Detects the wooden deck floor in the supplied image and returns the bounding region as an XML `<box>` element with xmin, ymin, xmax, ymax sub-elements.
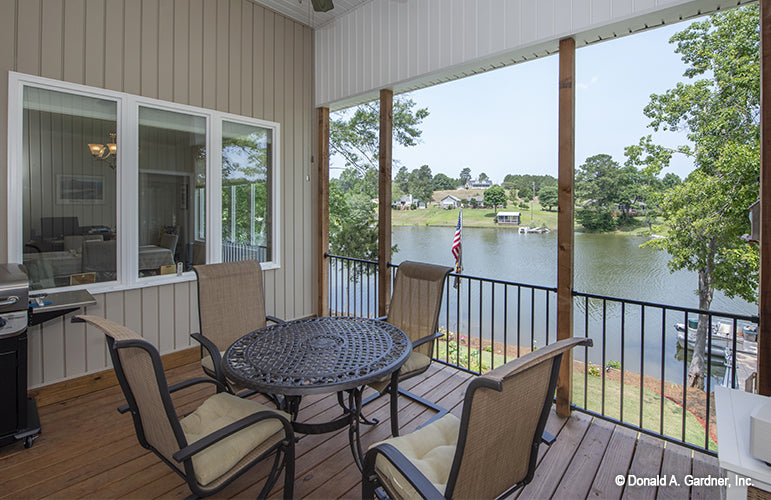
<box><xmin>0</xmin><ymin>362</ymin><xmax>723</xmax><ymax>499</ymax></box>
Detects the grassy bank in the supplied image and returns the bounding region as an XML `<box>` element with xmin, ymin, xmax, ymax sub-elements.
<box><xmin>392</xmin><ymin>204</ymin><xmax>557</xmax><ymax>229</ymax></box>
<box><xmin>435</xmin><ymin>335</ymin><xmax>715</xmax><ymax>450</ymax></box>
<box><xmin>392</xmin><ymin>203</ymin><xmax>663</xmax><ymax>236</ymax></box>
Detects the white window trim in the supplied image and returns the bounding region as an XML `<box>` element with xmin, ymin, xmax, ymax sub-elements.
<box><xmin>7</xmin><ymin>71</ymin><xmax>281</xmax><ymax>294</ymax></box>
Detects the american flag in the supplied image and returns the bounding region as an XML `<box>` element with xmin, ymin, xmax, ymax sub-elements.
<box><xmin>452</xmin><ymin>209</ymin><xmax>462</xmax><ymax>288</ymax></box>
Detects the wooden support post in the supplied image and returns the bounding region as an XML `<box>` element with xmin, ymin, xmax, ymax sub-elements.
<box><xmin>760</xmin><ymin>0</ymin><xmax>771</xmax><ymax>396</ymax></box>
<box><xmin>557</xmin><ymin>37</ymin><xmax>576</xmax><ymax>416</ymax></box>
<box><xmin>378</xmin><ymin>89</ymin><xmax>394</xmax><ymax>318</ymax></box>
<box><xmin>318</xmin><ymin>107</ymin><xmax>330</xmax><ymax>317</ymax></box>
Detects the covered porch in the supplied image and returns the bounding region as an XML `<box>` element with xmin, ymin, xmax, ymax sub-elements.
<box><xmin>0</xmin><ymin>361</ymin><xmax>721</xmax><ymax>499</ymax></box>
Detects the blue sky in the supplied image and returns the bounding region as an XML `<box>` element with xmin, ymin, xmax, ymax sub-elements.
<box><xmin>365</xmin><ymin>18</ymin><xmax>699</xmax><ymax>184</ymax></box>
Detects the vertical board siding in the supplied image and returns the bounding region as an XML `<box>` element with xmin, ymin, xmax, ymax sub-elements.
<box><xmin>315</xmin><ymin>0</ymin><xmax>751</xmax><ymax>107</ymax></box>
<box><xmin>1</xmin><ymin>0</ymin><xmax>315</xmax><ymax>389</ymax></box>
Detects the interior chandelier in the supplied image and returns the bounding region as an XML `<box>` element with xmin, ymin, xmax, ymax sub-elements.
<box><xmin>88</xmin><ymin>132</ymin><xmax>117</xmax><ymax>169</ymax></box>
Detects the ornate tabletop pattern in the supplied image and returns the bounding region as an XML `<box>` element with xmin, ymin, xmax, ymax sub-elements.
<box><xmin>223</xmin><ymin>316</ymin><xmax>411</xmax><ymax>395</ymax></box>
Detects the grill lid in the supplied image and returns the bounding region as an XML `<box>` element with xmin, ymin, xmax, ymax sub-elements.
<box><xmin>0</xmin><ymin>263</ymin><xmax>29</xmax><ymax>314</ymax></box>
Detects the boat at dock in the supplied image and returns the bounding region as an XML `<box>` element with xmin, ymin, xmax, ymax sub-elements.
<box><xmin>674</xmin><ymin>319</ymin><xmax>758</xmax><ymax>359</ymax></box>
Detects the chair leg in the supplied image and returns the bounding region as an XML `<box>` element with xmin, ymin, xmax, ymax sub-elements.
<box><xmin>399</xmin><ymin>387</ymin><xmax>450</xmax><ymax>431</ymax></box>
<box><xmin>390</xmin><ymin>384</ymin><xmax>399</xmax><ymax>437</ymax></box>
<box><xmin>282</xmin><ymin>443</ymin><xmax>295</xmax><ymax>500</ymax></box>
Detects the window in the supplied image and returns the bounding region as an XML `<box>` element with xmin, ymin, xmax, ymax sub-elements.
<box><xmin>138</xmin><ymin>107</ymin><xmax>207</xmax><ymax>277</ymax></box>
<box><xmin>20</xmin><ymin>87</ymin><xmax>118</xmax><ymax>289</ymax></box>
<box><xmin>8</xmin><ymin>73</ymin><xmax>280</xmax><ymax>291</ymax></box>
<box><xmin>221</xmin><ymin>120</ymin><xmax>273</xmax><ymax>263</ymax></box>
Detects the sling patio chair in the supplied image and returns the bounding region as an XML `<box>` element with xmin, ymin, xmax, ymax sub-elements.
<box><xmin>193</xmin><ymin>260</ymin><xmax>285</xmax><ymax>393</ymax></box>
<box><xmin>365</xmin><ymin>260</ymin><xmax>453</xmax><ymax>437</ymax></box>
<box><xmin>362</xmin><ymin>336</ymin><xmax>593</xmax><ymax>499</ymax></box>
<box><xmin>73</xmin><ymin>315</ymin><xmax>294</xmax><ymax>499</ymax></box>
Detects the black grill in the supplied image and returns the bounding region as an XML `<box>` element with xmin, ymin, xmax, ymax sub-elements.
<box><xmin>0</xmin><ymin>263</ymin><xmax>39</xmax><ymax>449</ymax></box>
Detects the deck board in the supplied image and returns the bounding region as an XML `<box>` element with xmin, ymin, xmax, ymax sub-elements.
<box><xmin>0</xmin><ymin>361</ymin><xmax>725</xmax><ymax>499</ymax></box>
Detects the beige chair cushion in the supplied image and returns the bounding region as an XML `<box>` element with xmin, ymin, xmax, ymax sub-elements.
<box><xmin>369</xmin><ymin>351</ymin><xmax>431</xmax><ymax>393</ymax></box>
<box><xmin>200</xmin><ymin>351</ymin><xmax>225</xmax><ymax>374</ymax></box>
<box><xmin>370</xmin><ymin>413</ymin><xmax>460</xmax><ymax>497</ymax></box>
<box><xmin>180</xmin><ymin>392</ymin><xmax>290</xmax><ymax>486</ymax></box>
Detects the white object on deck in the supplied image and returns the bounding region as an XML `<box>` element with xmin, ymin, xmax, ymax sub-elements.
<box><xmin>715</xmin><ymin>386</ymin><xmax>771</xmax><ymax>499</ymax></box>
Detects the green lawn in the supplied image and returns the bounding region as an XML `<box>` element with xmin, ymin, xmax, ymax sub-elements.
<box><xmin>392</xmin><ymin>203</ymin><xmax>664</xmax><ymax>236</ymax></box>
<box><xmin>392</xmin><ymin>203</ymin><xmax>557</xmax><ymax>229</ymax></box>
<box><xmin>435</xmin><ymin>338</ymin><xmax>715</xmax><ymax>450</ymax></box>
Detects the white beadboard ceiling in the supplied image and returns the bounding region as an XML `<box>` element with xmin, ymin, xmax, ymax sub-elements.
<box><xmin>249</xmin><ymin>0</ymin><xmax>372</xmax><ymax>28</ymax></box>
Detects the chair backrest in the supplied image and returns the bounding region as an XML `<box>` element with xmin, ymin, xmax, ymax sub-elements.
<box><xmin>387</xmin><ymin>261</ymin><xmax>452</xmax><ymax>357</ymax></box>
<box><xmin>82</xmin><ymin>239</ymin><xmax>117</xmax><ymax>272</ymax></box>
<box><xmin>194</xmin><ymin>260</ymin><xmax>268</xmax><ymax>351</ymax></box>
<box><xmin>446</xmin><ymin>337</ymin><xmax>592</xmax><ymax>499</ymax></box>
<box><xmin>75</xmin><ymin>315</ymin><xmax>184</xmax><ymax>467</ymax></box>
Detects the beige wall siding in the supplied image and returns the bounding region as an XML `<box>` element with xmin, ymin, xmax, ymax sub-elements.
<box><xmin>2</xmin><ymin>0</ymin><xmax>316</xmax><ymax>388</ymax></box>
<box><xmin>315</xmin><ymin>0</ymin><xmax>755</xmax><ymax>109</ymax></box>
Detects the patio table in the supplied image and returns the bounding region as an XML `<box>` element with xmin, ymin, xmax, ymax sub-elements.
<box><xmin>222</xmin><ymin>316</ymin><xmax>411</xmax><ymax>470</ymax></box>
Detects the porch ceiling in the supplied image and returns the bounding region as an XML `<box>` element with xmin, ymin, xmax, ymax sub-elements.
<box><xmin>249</xmin><ymin>0</ymin><xmax>372</xmax><ymax>29</ymax></box>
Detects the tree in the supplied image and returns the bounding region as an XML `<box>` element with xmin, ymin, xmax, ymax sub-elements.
<box><xmin>662</xmin><ymin>172</ymin><xmax>682</xmax><ymax>189</ymax></box>
<box><xmin>478</xmin><ymin>172</ymin><xmax>490</xmax><ymax>182</ymax></box>
<box><xmin>625</xmin><ymin>5</ymin><xmax>760</xmax><ymax>388</ymax></box>
<box><xmin>407</xmin><ymin>165</ymin><xmax>434</xmax><ymax>203</ymax></box>
<box><xmin>330</xmin><ymin>97</ymin><xmax>428</xmax><ymax>173</ymax></box>
<box><xmin>432</xmin><ymin>172</ymin><xmax>456</xmax><ymax>191</ymax></box>
<box><xmin>483</xmin><ymin>185</ymin><xmax>507</xmax><ymax>214</ymax></box>
<box><xmin>394</xmin><ymin>166</ymin><xmax>410</xmax><ymax>193</ymax></box>
<box><xmin>576</xmin><ymin>154</ymin><xmax>646</xmax><ymax>226</ymax></box>
<box><xmin>538</xmin><ymin>185</ymin><xmax>558</xmax><ymax>211</ymax></box>
<box><xmin>328</xmin><ymin>96</ymin><xmax>428</xmax><ymax>259</ymax></box>
<box><xmin>459</xmin><ymin>167</ymin><xmax>472</xmax><ymax>185</ymax></box>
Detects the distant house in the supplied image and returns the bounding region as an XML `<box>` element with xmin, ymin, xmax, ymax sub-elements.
<box><xmin>468</xmin><ymin>195</ymin><xmax>485</xmax><ymax>208</ymax></box>
<box><xmin>394</xmin><ymin>194</ymin><xmax>415</xmax><ymax>210</ymax></box>
<box><xmin>468</xmin><ymin>178</ymin><xmax>493</xmax><ymax>189</ymax></box>
<box><xmin>496</xmin><ymin>212</ymin><xmax>521</xmax><ymax>225</ymax></box>
<box><xmin>440</xmin><ymin>195</ymin><xmax>461</xmax><ymax>209</ymax></box>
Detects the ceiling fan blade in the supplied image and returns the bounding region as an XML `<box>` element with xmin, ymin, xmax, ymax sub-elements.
<box><xmin>311</xmin><ymin>0</ymin><xmax>334</xmax><ymax>12</ymax></box>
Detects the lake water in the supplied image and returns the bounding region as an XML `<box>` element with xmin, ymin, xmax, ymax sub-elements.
<box><xmin>388</xmin><ymin>226</ymin><xmax>757</xmax><ymax>385</ymax></box>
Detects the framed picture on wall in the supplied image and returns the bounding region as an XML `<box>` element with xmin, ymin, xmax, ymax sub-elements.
<box><xmin>56</xmin><ymin>175</ymin><xmax>105</xmax><ymax>204</ymax></box>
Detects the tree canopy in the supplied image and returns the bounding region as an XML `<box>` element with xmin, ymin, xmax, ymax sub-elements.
<box><xmin>329</xmin><ymin>96</ymin><xmax>428</xmax><ymax>259</ymax></box>
<box><xmin>625</xmin><ymin>5</ymin><xmax>760</xmax><ymax>388</ymax></box>
<box><xmin>483</xmin><ymin>185</ymin><xmax>507</xmax><ymax>214</ymax></box>
<box><xmin>538</xmin><ymin>185</ymin><xmax>558</xmax><ymax>211</ymax></box>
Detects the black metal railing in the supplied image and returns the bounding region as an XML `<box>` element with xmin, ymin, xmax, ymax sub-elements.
<box><xmin>325</xmin><ymin>253</ymin><xmax>758</xmax><ymax>453</ymax></box>
<box><xmin>572</xmin><ymin>291</ymin><xmax>757</xmax><ymax>454</ymax></box>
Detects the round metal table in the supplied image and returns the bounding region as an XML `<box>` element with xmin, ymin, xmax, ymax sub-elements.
<box><xmin>222</xmin><ymin>316</ymin><xmax>411</xmax><ymax>470</ymax></box>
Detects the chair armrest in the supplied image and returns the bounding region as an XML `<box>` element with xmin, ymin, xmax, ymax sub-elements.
<box><xmin>363</xmin><ymin>443</ymin><xmax>445</xmax><ymax>500</ymax></box>
<box><xmin>172</xmin><ymin>410</ymin><xmax>293</xmax><ymax>463</ymax></box>
<box><xmin>190</xmin><ymin>332</ymin><xmax>225</xmax><ymax>382</ymax></box>
<box><xmin>168</xmin><ymin>376</ymin><xmax>228</xmax><ymax>394</ymax></box>
<box><xmin>376</xmin><ymin>315</ymin><xmax>387</xmax><ymax>321</ymax></box>
<box><xmin>117</xmin><ymin>377</ymin><xmax>227</xmax><ymax>414</ymax></box>
<box><xmin>266</xmin><ymin>315</ymin><xmax>286</xmax><ymax>325</ymax></box>
<box><xmin>412</xmin><ymin>331</ymin><xmax>445</xmax><ymax>349</ymax></box>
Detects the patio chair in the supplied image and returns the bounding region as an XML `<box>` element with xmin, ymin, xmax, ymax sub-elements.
<box><xmin>73</xmin><ymin>315</ymin><xmax>294</xmax><ymax>499</ymax></box>
<box><xmin>366</xmin><ymin>261</ymin><xmax>453</xmax><ymax>436</ymax></box>
<box><xmin>362</xmin><ymin>336</ymin><xmax>592</xmax><ymax>499</ymax></box>
<box><xmin>193</xmin><ymin>260</ymin><xmax>285</xmax><ymax>393</ymax></box>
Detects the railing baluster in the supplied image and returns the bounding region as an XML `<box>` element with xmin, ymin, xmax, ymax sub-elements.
<box><xmin>324</xmin><ymin>254</ymin><xmax>754</xmax><ymax>454</ymax></box>
<box><xmin>640</xmin><ymin>305</ymin><xmax>645</xmax><ymax>429</ymax></box>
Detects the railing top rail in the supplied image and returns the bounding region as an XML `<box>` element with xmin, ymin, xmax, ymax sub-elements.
<box><xmin>324</xmin><ymin>253</ymin><xmax>379</xmax><ymax>265</ymax></box>
<box><xmin>573</xmin><ymin>289</ymin><xmax>759</xmax><ymax>323</ymax></box>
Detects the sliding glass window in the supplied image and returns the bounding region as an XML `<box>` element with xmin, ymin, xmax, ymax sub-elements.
<box><xmin>21</xmin><ymin>87</ymin><xmax>118</xmax><ymax>290</ymax></box>
<box><xmin>138</xmin><ymin>107</ymin><xmax>206</xmax><ymax>277</ymax></box>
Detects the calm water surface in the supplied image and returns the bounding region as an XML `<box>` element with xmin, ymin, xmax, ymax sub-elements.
<box><xmin>388</xmin><ymin>226</ymin><xmax>756</xmax><ymax>385</ymax></box>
